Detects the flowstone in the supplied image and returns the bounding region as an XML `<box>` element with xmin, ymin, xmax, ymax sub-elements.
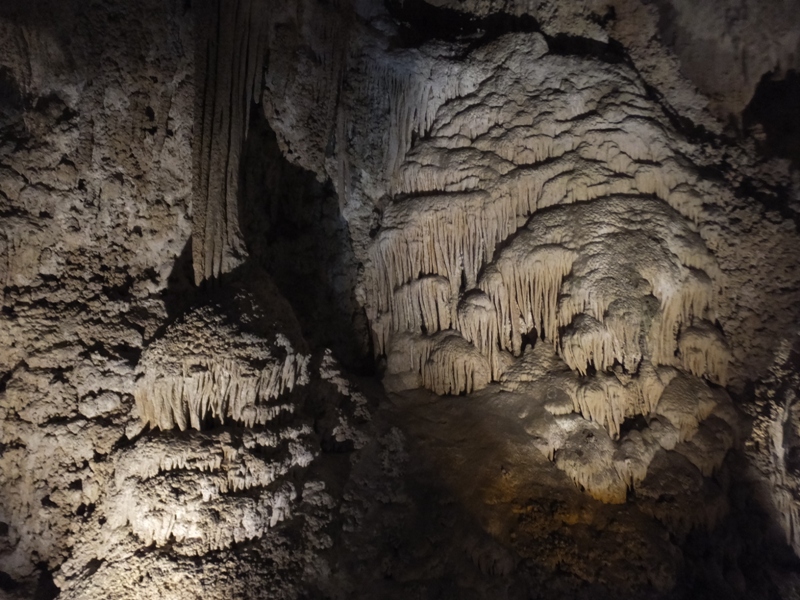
<box><xmin>347</xmin><ymin>31</ymin><xmax>737</xmax><ymax>505</ymax></box>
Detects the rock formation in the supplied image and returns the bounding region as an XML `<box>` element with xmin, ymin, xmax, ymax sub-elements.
<box><xmin>1</xmin><ymin>0</ymin><xmax>800</xmax><ymax>598</ymax></box>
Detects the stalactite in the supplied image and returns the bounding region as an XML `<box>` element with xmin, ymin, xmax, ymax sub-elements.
<box><xmin>192</xmin><ymin>0</ymin><xmax>268</xmax><ymax>284</ymax></box>
<box><xmin>122</xmin><ymin>479</ymin><xmax>301</xmax><ymax>554</ymax></box>
<box><xmin>482</xmin><ymin>244</ymin><xmax>576</xmax><ymax>354</ymax></box>
<box><xmin>392</xmin><ymin>276</ymin><xmax>453</xmax><ymax>337</ymax></box>
<box><xmin>368</xmin><ymin>169</ymin><xmax>709</xmax><ymax>359</ymax></box>
<box><xmin>480</xmin><ymin>197</ymin><xmax>716</xmax><ymax>381</ymax></box>
<box><xmin>135</xmin><ymin>353</ymin><xmax>310</xmax><ymax>431</ymax></box>
<box><xmin>104</xmin><ymin>421</ymin><xmax>316</xmax><ymax>558</ymax></box>
<box><xmin>373</xmin><ymin>193</ymin><xmax>725</xmax><ymax>407</ymax></box>
<box><xmin>613</xmin><ymin>428</ymin><xmax>661</xmax><ymax>490</ymax></box>
<box><xmin>678</xmin><ymin>321</ymin><xmax>730</xmax><ymax>385</ymax></box>
<box><xmin>638</xmin><ymin>361</ymin><xmax>678</xmax><ymax>415</ymax></box>
<box><xmin>369</xmin><ymin>190</ymin><xmax>503</xmax><ymax>321</ymax></box>
<box><xmin>360</xmin><ymin>40</ymin><xmax>734</xmax><ymax>470</ymax></box>
<box><xmin>134</xmin><ymin>297</ymin><xmax>310</xmax><ymax>432</ymax></box>
<box><xmin>560</xmin><ymin>314</ymin><xmax>620</xmax><ymax>376</ymax></box>
<box><xmin>457</xmin><ymin>291</ymin><xmax>510</xmax><ymax>380</ymax></box>
<box><xmin>418</xmin><ymin>330</ymin><xmax>491</xmax><ymax>396</ymax></box>
<box><xmin>648</xmin><ymin>268</ymin><xmax>714</xmax><ymax>366</ymax></box>
<box><xmin>568</xmin><ymin>372</ymin><xmax>641</xmax><ymax>439</ymax></box>
<box><xmin>540</xmin><ymin>369</ymin><xmax>735</xmax><ymax>500</ymax></box>
<box><xmin>362</xmin><ymin>37</ymin><xmax>722</xmax><ymax>392</ymax></box>
<box><xmin>358</xmin><ymin>49</ymin><xmax>473</xmax><ymax>187</ymax></box>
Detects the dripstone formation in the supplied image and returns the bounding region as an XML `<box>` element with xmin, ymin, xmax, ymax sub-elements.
<box><xmin>1</xmin><ymin>1</ymin><xmax>800</xmax><ymax>599</ymax></box>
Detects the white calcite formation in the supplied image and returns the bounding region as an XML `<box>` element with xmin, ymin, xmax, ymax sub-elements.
<box><xmin>107</xmin><ymin>430</ymin><xmax>313</xmax><ymax>555</ymax></box>
<box><xmin>353</xmin><ymin>32</ymin><xmax>736</xmax><ymax>503</ymax></box>
<box><xmin>53</xmin><ymin>292</ymin><xmax>372</xmax><ymax>599</ymax></box>
<box><xmin>747</xmin><ymin>337</ymin><xmax>800</xmax><ymax>558</ymax></box>
<box><xmin>53</xmin><ymin>423</ymin><xmax>321</xmax><ymax>599</ymax></box>
<box><xmin>364</xmin><ymin>35</ymin><xmax>727</xmax><ymax>396</ymax></box>
<box><xmin>484</xmin><ymin>196</ymin><xmax>724</xmax><ymax>380</ymax></box>
<box><xmin>502</xmin><ymin>343</ymin><xmax>737</xmax><ymax>505</ymax></box>
<box><xmin>134</xmin><ymin>304</ymin><xmax>310</xmax><ymax>431</ymax></box>
<box><xmin>192</xmin><ymin>0</ymin><xmax>269</xmax><ymax>284</ymax></box>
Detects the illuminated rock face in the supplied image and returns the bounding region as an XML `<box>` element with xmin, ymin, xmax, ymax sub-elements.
<box><xmin>351</xmin><ymin>33</ymin><xmax>736</xmax><ymax>503</ymax></box>
<box><xmin>363</xmin><ymin>34</ymin><xmax>724</xmax><ymax>387</ymax></box>
<box><xmin>53</xmin><ymin>278</ymin><xmax>370</xmax><ymax>599</ymax></box>
<box><xmin>1</xmin><ymin>0</ymin><xmax>800</xmax><ymax>599</ymax></box>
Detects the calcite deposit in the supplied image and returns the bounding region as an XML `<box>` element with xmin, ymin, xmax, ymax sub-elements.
<box><xmin>1</xmin><ymin>0</ymin><xmax>800</xmax><ymax>598</ymax></box>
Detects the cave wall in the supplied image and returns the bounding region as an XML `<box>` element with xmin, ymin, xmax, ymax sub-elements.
<box><xmin>0</xmin><ymin>0</ymin><xmax>799</xmax><ymax>598</ymax></box>
<box><xmin>0</xmin><ymin>0</ymin><xmax>194</xmax><ymax>584</ymax></box>
<box><xmin>263</xmin><ymin>0</ymin><xmax>800</xmax><ymax>388</ymax></box>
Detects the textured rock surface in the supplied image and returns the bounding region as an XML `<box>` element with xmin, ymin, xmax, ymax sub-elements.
<box><xmin>1</xmin><ymin>0</ymin><xmax>800</xmax><ymax>598</ymax></box>
<box><xmin>0</xmin><ymin>0</ymin><xmax>195</xmax><ymax>588</ymax></box>
<box><xmin>414</xmin><ymin>0</ymin><xmax>800</xmax><ymax>127</ymax></box>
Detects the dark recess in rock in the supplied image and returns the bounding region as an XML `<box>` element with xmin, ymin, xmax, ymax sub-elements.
<box><xmin>744</xmin><ymin>70</ymin><xmax>800</xmax><ymax>165</ymax></box>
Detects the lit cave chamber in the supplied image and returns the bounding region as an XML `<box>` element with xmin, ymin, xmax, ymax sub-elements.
<box><xmin>1</xmin><ymin>1</ymin><xmax>800</xmax><ymax>599</ymax></box>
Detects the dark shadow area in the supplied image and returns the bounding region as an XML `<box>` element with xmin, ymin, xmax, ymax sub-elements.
<box><xmin>386</xmin><ymin>0</ymin><xmax>625</xmax><ymax>64</ymax></box>
<box><xmin>160</xmin><ymin>237</ymin><xmax>196</xmax><ymax>324</ymax></box>
<box><xmin>33</xmin><ymin>565</ymin><xmax>59</xmax><ymax>600</ymax></box>
<box><xmin>238</xmin><ymin>104</ymin><xmax>372</xmax><ymax>373</ymax></box>
<box><xmin>374</xmin><ymin>383</ymin><xmax>800</xmax><ymax>600</ymax></box>
<box><xmin>386</xmin><ymin>0</ymin><xmax>540</xmax><ymax>49</ymax></box>
<box><xmin>0</xmin><ymin>67</ymin><xmax>23</xmax><ymax>128</ymax></box>
<box><xmin>679</xmin><ymin>465</ymin><xmax>800</xmax><ymax>600</ymax></box>
<box><xmin>0</xmin><ymin>570</ymin><xmax>19</xmax><ymax>593</ymax></box>
<box><xmin>372</xmin><ymin>388</ymin><xmax>668</xmax><ymax>599</ymax></box>
<box><xmin>744</xmin><ymin>70</ymin><xmax>800</xmax><ymax>165</ymax></box>
<box><xmin>735</xmin><ymin>177</ymin><xmax>799</xmax><ymax>232</ymax></box>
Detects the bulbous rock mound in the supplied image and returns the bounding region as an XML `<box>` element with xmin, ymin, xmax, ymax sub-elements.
<box><xmin>53</xmin><ymin>278</ymin><xmax>369</xmax><ymax>599</ymax></box>
<box><xmin>358</xmin><ymin>32</ymin><xmax>736</xmax><ymax>507</ymax></box>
